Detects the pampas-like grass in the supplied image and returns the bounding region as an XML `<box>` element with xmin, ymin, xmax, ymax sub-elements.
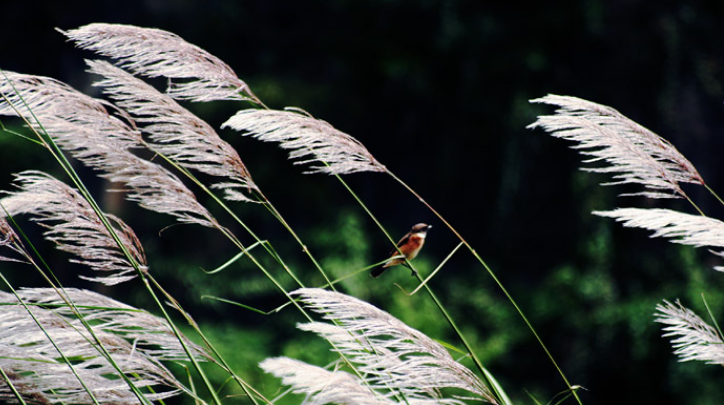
<box><xmin>259</xmin><ymin>357</ymin><xmax>393</xmax><ymax>405</ymax></box>
<box><xmin>594</xmin><ymin>208</ymin><xmax>724</xmax><ymax>271</ymax></box>
<box><xmin>1</xmin><ymin>171</ymin><xmax>146</xmax><ymax>285</ymax></box>
<box><xmin>531</xmin><ymin>94</ymin><xmax>724</xmax><ymax>374</ymax></box>
<box><xmin>86</xmin><ymin>59</ymin><xmax>258</xmax><ymax>202</ymax></box>
<box><xmin>655</xmin><ymin>300</ymin><xmax>724</xmax><ymax>365</ymax></box>
<box><xmin>529</xmin><ymin>95</ymin><xmax>703</xmax><ymax>199</ymax></box>
<box><xmin>0</xmin><ymin>70</ymin><xmax>144</xmax><ymax>152</ymax></box>
<box><xmin>0</xmin><ymin>71</ymin><xmax>219</xmax><ymax>228</ymax></box>
<box><xmin>61</xmin><ymin>23</ymin><xmax>259</xmax><ymax>103</ymax></box>
<box><xmin>260</xmin><ymin>288</ymin><xmax>497</xmax><ymax>405</ymax></box>
<box><xmin>222</xmin><ymin>108</ymin><xmax>387</xmax><ymax>175</ymax></box>
<box><xmin>0</xmin><ymin>288</ymin><xmax>207</xmax><ymax>404</ymax></box>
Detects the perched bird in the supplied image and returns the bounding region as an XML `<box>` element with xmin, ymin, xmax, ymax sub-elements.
<box><xmin>371</xmin><ymin>223</ymin><xmax>432</xmax><ymax>278</ymax></box>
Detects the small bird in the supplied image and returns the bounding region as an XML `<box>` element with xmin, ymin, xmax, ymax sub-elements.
<box><xmin>371</xmin><ymin>223</ymin><xmax>432</xmax><ymax>278</ymax></box>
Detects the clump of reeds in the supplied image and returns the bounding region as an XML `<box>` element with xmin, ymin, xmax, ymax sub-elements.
<box><xmin>530</xmin><ymin>94</ymin><xmax>724</xmax><ymax>369</ymax></box>
<box><xmin>261</xmin><ymin>288</ymin><xmax>497</xmax><ymax>405</ymax></box>
<box><xmin>0</xmin><ymin>22</ymin><xmax>524</xmax><ymax>405</ymax></box>
<box><xmin>8</xmin><ymin>20</ymin><xmax>716</xmax><ymax>405</ymax></box>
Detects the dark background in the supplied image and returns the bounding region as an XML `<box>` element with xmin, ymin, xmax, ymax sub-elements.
<box><xmin>2</xmin><ymin>1</ymin><xmax>724</xmax><ymax>404</ymax></box>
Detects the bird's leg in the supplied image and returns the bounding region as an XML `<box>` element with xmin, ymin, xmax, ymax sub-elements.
<box><xmin>401</xmin><ymin>262</ymin><xmax>417</xmax><ymax>277</ymax></box>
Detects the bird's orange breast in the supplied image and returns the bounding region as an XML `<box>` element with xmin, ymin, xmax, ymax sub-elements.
<box><xmin>401</xmin><ymin>234</ymin><xmax>425</xmax><ymax>259</ymax></box>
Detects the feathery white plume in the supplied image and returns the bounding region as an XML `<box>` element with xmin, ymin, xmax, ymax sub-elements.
<box><xmin>0</xmin><ymin>288</ymin><xmax>206</xmax><ymax>404</ymax></box>
<box><xmin>0</xmin><ymin>70</ymin><xmax>143</xmax><ymax>153</ymax></box>
<box><xmin>655</xmin><ymin>300</ymin><xmax>724</xmax><ymax>365</ymax></box>
<box><xmin>62</xmin><ymin>23</ymin><xmax>258</xmax><ymax>103</ymax></box>
<box><xmin>222</xmin><ymin>108</ymin><xmax>387</xmax><ymax>175</ymax></box>
<box><xmin>87</xmin><ymin>59</ymin><xmax>258</xmax><ymax>202</ymax></box>
<box><xmin>260</xmin><ymin>288</ymin><xmax>496</xmax><ymax>404</ymax></box>
<box><xmin>260</xmin><ymin>357</ymin><xmax>396</xmax><ymax>405</ymax></box>
<box><xmin>0</xmin><ymin>71</ymin><xmax>219</xmax><ymax>228</ymax></box>
<box><xmin>1</xmin><ymin>171</ymin><xmax>146</xmax><ymax>285</ymax></box>
<box><xmin>529</xmin><ymin>95</ymin><xmax>703</xmax><ymax>199</ymax></box>
<box><xmin>594</xmin><ymin>208</ymin><xmax>724</xmax><ymax>270</ymax></box>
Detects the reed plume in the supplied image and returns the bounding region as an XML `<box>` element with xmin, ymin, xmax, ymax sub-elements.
<box><xmin>61</xmin><ymin>23</ymin><xmax>259</xmax><ymax>103</ymax></box>
<box><xmin>261</xmin><ymin>288</ymin><xmax>497</xmax><ymax>405</ymax></box>
<box><xmin>1</xmin><ymin>171</ymin><xmax>146</xmax><ymax>285</ymax></box>
<box><xmin>594</xmin><ymin>208</ymin><xmax>724</xmax><ymax>271</ymax></box>
<box><xmin>86</xmin><ymin>59</ymin><xmax>258</xmax><ymax>202</ymax></box>
<box><xmin>0</xmin><ymin>70</ymin><xmax>219</xmax><ymax>228</ymax></box>
<box><xmin>222</xmin><ymin>108</ymin><xmax>387</xmax><ymax>175</ymax></box>
<box><xmin>655</xmin><ymin>300</ymin><xmax>724</xmax><ymax>365</ymax></box>
<box><xmin>0</xmin><ymin>288</ymin><xmax>206</xmax><ymax>404</ymax></box>
<box><xmin>532</xmin><ymin>94</ymin><xmax>724</xmax><ymax>377</ymax></box>
<box><xmin>0</xmin><ymin>70</ymin><xmax>143</xmax><ymax>152</ymax></box>
<box><xmin>529</xmin><ymin>94</ymin><xmax>703</xmax><ymax>199</ymax></box>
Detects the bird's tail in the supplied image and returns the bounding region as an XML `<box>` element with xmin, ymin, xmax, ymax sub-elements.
<box><xmin>370</xmin><ymin>264</ymin><xmax>388</xmax><ymax>278</ymax></box>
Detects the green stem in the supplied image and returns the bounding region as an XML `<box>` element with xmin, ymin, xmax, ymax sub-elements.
<box><xmin>331</xmin><ymin>173</ymin><xmax>510</xmax><ymax>404</ymax></box>
<box><xmin>147</xmin><ymin>275</ymin><xmax>267</xmax><ymax>405</ymax></box>
<box><xmin>705</xmin><ymin>184</ymin><xmax>724</xmax><ymax>209</ymax></box>
<box><xmin>385</xmin><ymin>170</ymin><xmax>582</xmax><ymax>405</ymax></box>
<box><xmin>1</xmin><ymin>85</ymin><xmax>219</xmax><ymax>405</ymax></box>
<box><xmin>143</xmin><ymin>145</ymin><xmax>373</xmax><ymax>393</ymax></box>
<box><xmin>0</xmin><ymin>273</ymin><xmax>103</xmax><ymax>405</ymax></box>
<box><xmin>419</xmin><ymin>280</ymin><xmax>512</xmax><ymax>405</ymax></box>
<box><xmin>0</xmin><ymin>365</ymin><xmax>27</xmax><ymax>405</ymax></box>
<box><xmin>256</xmin><ymin>191</ymin><xmax>337</xmax><ymax>291</ymax></box>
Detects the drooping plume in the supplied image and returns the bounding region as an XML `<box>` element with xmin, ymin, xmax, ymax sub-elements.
<box><xmin>223</xmin><ymin>108</ymin><xmax>387</xmax><ymax>175</ymax></box>
<box><xmin>87</xmin><ymin>59</ymin><xmax>258</xmax><ymax>202</ymax></box>
<box><xmin>655</xmin><ymin>300</ymin><xmax>724</xmax><ymax>365</ymax></box>
<box><xmin>0</xmin><ymin>70</ymin><xmax>144</xmax><ymax>154</ymax></box>
<box><xmin>61</xmin><ymin>23</ymin><xmax>259</xmax><ymax>103</ymax></box>
<box><xmin>0</xmin><ymin>71</ymin><xmax>219</xmax><ymax>228</ymax></box>
<box><xmin>594</xmin><ymin>208</ymin><xmax>724</xmax><ymax>271</ymax></box>
<box><xmin>260</xmin><ymin>288</ymin><xmax>497</xmax><ymax>405</ymax></box>
<box><xmin>260</xmin><ymin>357</ymin><xmax>393</xmax><ymax>405</ymax></box>
<box><xmin>529</xmin><ymin>95</ymin><xmax>703</xmax><ymax>199</ymax></box>
<box><xmin>1</xmin><ymin>171</ymin><xmax>147</xmax><ymax>285</ymax></box>
<box><xmin>0</xmin><ymin>288</ymin><xmax>207</xmax><ymax>404</ymax></box>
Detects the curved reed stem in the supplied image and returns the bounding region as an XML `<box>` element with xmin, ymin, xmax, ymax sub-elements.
<box><xmin>384</xmin><ymin>169</ymin><xmax>582</xmax><ymax>405</ymax></box>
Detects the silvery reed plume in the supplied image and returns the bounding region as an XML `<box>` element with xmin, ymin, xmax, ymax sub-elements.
<box><xmin>0</xmin><ymin>288</ymin><xmax>208</xmax><ymax>404</ymax></box>
<box><xmin>530</xmin><ymin>94</ymin><xmax>724</xmax><ymax>370</ymax></box>
<box><xmin>0</xmin><ymin>70</ymin><xmax>220</xmax><ymax>229</ymax></box>
<box><xmin>1</xmin><ymin>171</ymin><xmax>146</xmax><ymax>285</ymax></box>
<box><xmin>260</xmin><ymin>288</ymin><xmax>497</xmax><ymax>405</ymax></box>
<box><xmin>61</xmin><ymin>23</ymin><xmax>259</xmax><ymax>103</ymax></box>
<box><xmin>0</xmin><ymin>20</ymin><xmax>606</xmax><ymax>405</ymax></box>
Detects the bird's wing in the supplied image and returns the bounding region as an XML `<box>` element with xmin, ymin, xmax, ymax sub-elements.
<box><xmin>388</xmin><ymin>232</ymin><xmax>411</xmax><ymax>256</ymax></box>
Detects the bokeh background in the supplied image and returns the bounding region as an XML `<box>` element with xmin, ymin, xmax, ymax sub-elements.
<box><xmin>2</xmin><ymin>1</ymin><xmax>724</xmax><ymax>404</ymax></box>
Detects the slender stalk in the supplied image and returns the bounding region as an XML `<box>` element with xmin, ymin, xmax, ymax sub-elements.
<box><xmin>330</xmin><ymin>173</ymin><xmax>511</xmax><ymax>405</ymax></box>
<box><xmin>255</xmin><ymin>189</ymin><xmax>337</xmax><ymax>291</ymax></box>
<box><xmin>420</xmin><ymin>281</ymin><xmax>513</xmax><ymax>405</ymax></box>
<box><xmin>146</xmin><ymin>274</ymin><xmax>267</xmax><ymax>405</ymax></box>
<box><xmin>701</xmin><ymin>293</ymin><xmax>724</xmax><ymax>341</ymax></box>
<box><xmin>153</xmin><ymin>159</ymin><xmax>306</xmax><ymax>288</ymax></box>
<box><xmin>705</xmin><ymin>184</ymin><xmax>724</xmax><ymax>209</ymax></box>
<box><xmin>0</xmin><ymin>366</ymin><xmax>27</xmax><ymax>405</ymax></box>
<box><xmin>0</xmin><ymin>273</ymin><xmax>103</xmax><ymax>405</ymax></box>
<box><xmin>384</xmin><ymin>169</ymin><xmax>582</xmax><ymax>405</ymax></box>
<box><xmin>396</xmin><ymin>242</ymin><xmax>463</xmax><ymax>295</ymax></box>
<box><xmin>2</xmin><ymin>212</ymin><xmax>152</xmax><ymax>405</ymax></box>
<box><xmin>1</xmin><ymin>83</ymin><xmax>221</xmax><ymax>405</ymax></box>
